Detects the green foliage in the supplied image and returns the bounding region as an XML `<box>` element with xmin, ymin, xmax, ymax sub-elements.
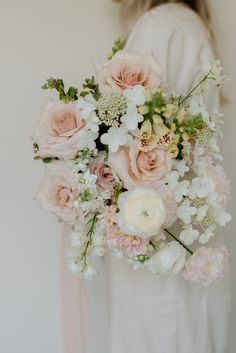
<box><xmin>80</xmin><ymin>76</ymin><xmax>101</xmax><ymax>101</ymax></box>
<box><xmin>42</xmin><ymin>77</ymin><xmax>78</xmax><ymax>103</ymax></box>
<box><xmin>108</xmin><ymin>38</ymin><xmax>124</xmax><ymax>60</ymax></box>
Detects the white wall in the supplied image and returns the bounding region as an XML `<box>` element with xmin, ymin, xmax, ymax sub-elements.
<box><xmin>0</xmin><ymin>1</ymin><xmax>235</xmax><ymax>352</ymax></box>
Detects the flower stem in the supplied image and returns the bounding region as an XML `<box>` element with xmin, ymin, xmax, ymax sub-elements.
<box><xmin>150</xmin><ymin>240</ymin><xmax>159</xmax><ymax>252</ymax></box>
<box><xmin>81</xmin><ymin>213</ymin><xmax>98</xmax><ymax>267</ymax></box>
<box><xmin>178</xmin><ymin>72</ymin><xmax>210</xmax><ymax>106</ymax></box>
<box><xmin>164</xmin><ymin>228</ymin><xmax>193</xmax><ymax>255</ymax></box>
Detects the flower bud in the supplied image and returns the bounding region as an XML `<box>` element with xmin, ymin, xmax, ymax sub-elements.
<box><xmin>140</xmin><ymin>120</ymin><xmax>152</xmax><ymax>140</ymax></box>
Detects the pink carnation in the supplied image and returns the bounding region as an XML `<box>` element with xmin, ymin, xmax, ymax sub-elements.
<box><xmin>183</xmin><ymin>246</ymin><xmax>229</xmax><ymax>286</ymax></box>
<box><xmin>104</xmin><ymin>206</ymin><xmax>149</xmax><ymax>256</ymax></box>
<box><xmin>199</xmin><ymin>156</ymin><xmax>230</xmax><ymax>206</ymax></box>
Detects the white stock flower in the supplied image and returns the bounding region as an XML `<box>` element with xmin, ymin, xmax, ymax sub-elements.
<box><xmin>148</xmin><ymin>241</ymin><xmax>186</xmax><ymax>275</ymax></box>
<box><xmin>199</xmin><ymin>224</ymin><xmax>216</xmax><ymax>244</ymax></box>
<box><xmin>189</xmin><ymin>177</ymin><xmax>214</xmax><ymax>200</ymax></box>
<box><xmin>180</xmin><ymin>225</ymin><xmax>199</xmax><ymax>245</ymax></box>
<box><xmin>101</xmin><ymin>125</ymin><xmax>128</xmax><ymax>152</ymax></box>
<box><xmin>123</xmin><ymin>85</ymin><xmax>146</xmax><ymax>106</ymax></box>
<box><xmin>175</xmin><ymin>160</ymin><xmax>190</xmax><ymax>177</ymax></box>
<box><xmin>121</xmin><ymin>103</ymin><xmax>144</xmax><ymax>131</ymax></box>
<box><xmin>177</xmin><ymin>199</ymin><xmax>197</xmax><ymax>225</ymax></box>
<box><xmin>117</xmin><ymin>188</ymin><xmax>166</xmax><ymax>239</ymax></box>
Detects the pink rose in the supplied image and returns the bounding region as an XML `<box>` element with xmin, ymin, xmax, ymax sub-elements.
<box><xmin>35</xmin><ymin>162</ymin><xmax>78</xmax><ymax>222</ymax></box>
<box><xmin>97</xmin><ymin>50</ymin><xmax>163</xmax><ymax>92</ymax></box>
<box><xmin>89</xmin><ymin>152</ymin><xmax>116</xmax><ymax>195</ymax></box>
<box><xmin>32</xmin><ymin>100</ymin><xmax>91</xmax><ymax>159</ymax></box>
<box><xmin>183</xmin><ymin>246</ymin><xmax>229</xmax><ymax>286</ymax></box>
<box><xmin>108</xmin><ymin>136</ymin><xmax>173</xmax><ymax>190</ymax></box>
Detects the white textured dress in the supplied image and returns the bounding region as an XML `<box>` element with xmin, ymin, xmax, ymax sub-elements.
<box><xmin>61</xmin><ymin>4</ymin><xmax>231</xmax><ymax>353</ymax></box>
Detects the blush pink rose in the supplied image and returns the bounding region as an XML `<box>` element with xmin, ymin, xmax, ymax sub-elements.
<box><xmin>32</xmin><ymin>100</ymin><xmax>90</xmax><ymax>159</ymax></box>
<box><xmin>89</xmin><ymin>152</ymin><xmax>116</xmax><ymax>195</ymax></box>
<box><xmin>108</xmin><ymin>136</ymin><xmax>173</xmax><ymax>190</ymax></box>
<box><xmin>35</xmin><ymin>162</ymin><xmax>78</xmax><ymax>222</ymax></box>
<box><xmin>155</xmin><ymin>184</ymin><xmax>177</xmax><ymax>227</ymax></box>
<box><xmin>183</xmin><ymin>246</ymin><xmax>229</xmax><ymax>286</ymax></box>
<box><xmin>97</xmin><ymin>50</ymin><xmax>163</xmax><ymax>92</ymax></box>
<box><xmin>104</xmin><ymin>206</ymin><xmax>149</xmax><ymax>256</ymax></box>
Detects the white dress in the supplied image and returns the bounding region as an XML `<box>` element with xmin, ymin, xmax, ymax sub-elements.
<box><xmin>61</xmin><ymin>4</ymin><xmax>231</xmax><ymax>353</ymax></box>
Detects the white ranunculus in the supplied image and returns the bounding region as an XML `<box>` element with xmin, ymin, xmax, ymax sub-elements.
<box><xmin>148</xmin><ymin>241</ymin><xmax>186</xmax><ymax>275</ymax></box>
<box><xmin>117</xmin><ymin>188</ymin><xmax>166</xmax><ymax>239</ymax></box>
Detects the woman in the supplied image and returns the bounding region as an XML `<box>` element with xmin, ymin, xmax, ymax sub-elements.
<box><xmin>61</xmin><ymin>1</ymin><xmax>231</xmax><ymax>352</ymax></box>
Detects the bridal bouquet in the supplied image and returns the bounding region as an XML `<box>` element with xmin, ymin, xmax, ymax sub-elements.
<box><xmin>32</xmin><ymin>39</ymin><xmax>231</xmax><ymax>285</ymax></box>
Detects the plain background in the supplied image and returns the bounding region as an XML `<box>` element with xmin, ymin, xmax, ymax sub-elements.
<box><xmin>0</xmin><ymin>0</ymin><xmax>235</xmax><ymax>352</ymax></box>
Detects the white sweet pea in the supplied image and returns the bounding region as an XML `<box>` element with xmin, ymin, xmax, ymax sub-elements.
<box><xmin>199</xmin><ymin>224</ymin><xmax>216</xmax><ymax>244</ymax></box>
<box><xmin>174</xmin><ymin>180</ymin><xmax>190</xmax><ymax>203</ymax></box>
<box><xmin>123</xmin><ymin>85</ymin><xmax>146</xmax><ymax>106</ymax></box>
<box><xmin>148</xmin><ymin>241</ymin><xmax>186</xmax><ymax>275</ymax></box>
<box><xmin>177</xmin><ymin>199</ymin><xmax>197</xmax><ymax>225</ymax></box>
<box><xmin>175</xmin><ymin>160</ymin><xmax>190</xmax><ymax>177</ymax></box>
<box><xmin>101</xmin><ymin>125</ymin><xmax>128</xmax><ymax>152</ymax></box>
<box><xmin>77</xmin><ymin>94</ymin><xmax>96</xmax><ymax>119</ymax></box>
<box><xmin>180</xmin><ymin>225</ymin><xmax>199</xmax><ymax>245</ymax></box>
<box><xmin>117</xmin><ymin>188</ymin><xmax>166</xmax><ymax>239</ymax></box>
<box><xmin>121</xmin><ymin>103</ymin><xmax>144</xmax><ymax>131</ymax></box>
<box><xmin>189</xmin><ymin>177</ymin><xmax>214</xmax><ymax>200</ymax></box>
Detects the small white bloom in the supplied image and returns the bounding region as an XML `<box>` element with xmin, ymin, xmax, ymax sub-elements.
<box><xmin>166</xmin><ymin>171</ymin><xmax>179</xmax><ymax>189</ymax></box>
<box><xmin>174</xmin><ymin>180</ymin><xmax>190</xmax><ymax>203</ymax></box>
<box><xmin>196</xmin><ymin>204</ymin><xmax>209</xmax><ymax>222</ymax></box>
<box><xmin>85</xmin><ymin>111</ymin><xmax>100</xmax><ymax>133</ymax></box>
<box><xmin>210</xmin><ymin>60</ymin><xmax>230</xmax><ymax>86</ymax></box>
<box><xmin>148</xmin><ymin>241</ymin><xmax>186</xmax><ymax>275</ymax></box>
<box><xmin>177</xmin><ymin>199</ymin><xmax>197</xmax><ymax>225</ymax></box>
<box><xmin>77</xmin><ymin>129</ymin><xmax>98</xmax><ymax>151</ymax></box>
<box><xmin>83</xmin><ymin>263</ymin><xmax>98</xmax><ymax>280</ymax></box>
<box><xmin>189</xmin><ymin>177</ymin><xmax>214</xmax><ymax>200</ymax></box>
<box><xmin>77</xmin><ymin>94</ymin><xmax>96</xmax><ymax>119</ymax></box>
<box><xmin>180</xmin><ymin>225</ymin><xmax>199</xmax><ymax>245</ymax></box>
<box><xmin>175</xmin><ymin>160</ymin><xmax>190</xmax><ymax>177</ymax></box>
<box><xmin>214</xmin><ymin>206</ymin><xmax>232</xmax><ymax>227</ymax></box>
<box><xmin>124</xmin><ymin>85</ymin><xmax>146</xmax><ymax>106</ymax></box>
<box><xmin>199</xmin><ymin>224</ymin><xmax>216</xmax><ymax>244</ymax></box>
<box><xmin>117</xmin><ymin>188</ymin><xmax>166</xmax><ymax>239</ymax></box>
<box><xmin>121</xmin><ymin>103</ymin><xmax>144</xmax><ymax>131</ymax></box>
<box><xmin>101</xmin><ymin>125</ymin><xmax>128</xmax><ymax>152</ymax></box>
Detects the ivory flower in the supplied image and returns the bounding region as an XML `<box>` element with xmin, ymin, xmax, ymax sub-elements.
<box><xmin>117</xmin><ymin>188</ymin><xmax>166</xmax><ymax>239</ymax></box>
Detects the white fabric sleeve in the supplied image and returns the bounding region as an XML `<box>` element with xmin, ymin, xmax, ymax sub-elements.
<box><xmin>125</xmin><ymin>4</ymin><xmax>215</xmax><ymax>96</ymax></box>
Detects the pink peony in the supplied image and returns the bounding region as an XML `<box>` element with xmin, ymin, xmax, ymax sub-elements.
<box><xmin>35</xmin><ymin>162</ymin><xmax>78</xmax><ymax>222</ymax></box>
<box><xmin>32</xmin><ymin>100</ymin><xmax>90</xmax><ymax>159</ymax></box>
<box><xmin>108</xmin><ymin>136</ymin><xmax>173</xmax><ymax>190</ymax></box>
<box><xmin>183</xmin><ymin>246</ymin><xmax>229</xmax><ymax>286</ymax></box>
<box><xmin>198</xmin><ymin>156</ymin><xmax>230</xmax><ymax>206</ymax></box>
<box><xmin>89</xmin><ymin>152</ymin><xmax>116</xmax><ymax>195</ymax></box>
<box><xmin>97</xmin><ymin>50</ymin><xmax>163</xmax><ymax>92</ymax></box>
<box><xmin>104</xmin><ymin>206</ymin><xmax>149</xmax><ymax>256</ymax></box>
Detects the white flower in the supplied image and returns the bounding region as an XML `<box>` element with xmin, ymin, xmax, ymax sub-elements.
<box><xmin>180</xmin><ymin>225</ymin><xmax>199</xmax><ymax>245</ymax></box>
<box><xmin>166</xmin><ymin>171</ymin><xmax>179</xmax><ymax>189</ymax></box>
<box><xmin>174</xmin><ymin>180</ymin><xmax>190</xmax><ymax>202</ymax></box>
<box><xmin>199</xmin><ymin>224</ymin><xmax>216</xmax><ymax>244</ymax></box>
<box><xmin>175</xmin><ymin>160</ymin><xmax>190</xmax><ymax>177</ymax></box>
<box><xmin>196</xmin><ymin>204</ymin><xmax>209</xmax><ymax>222</ymax></box>
<box><xmin>189</xmin><ymin>177</ymin><xmax>214</xmax><ymax>200</ymax></box>
<box><xmin>85</xmin><ymin>111</ymin><xmax>100</xmax><ymax>133</ymax></box>
<box><xmin>148</xmin><ymin>241</ymin><xmax>186</xmax><ymax>275</ymax></box>
<box><xmin>123</xmin><ymin>85</ymin><xmax>146</xmax><ymax>106</ymax></box>
<box><xmin>77</xmin><ymin>94</ymin><xmax>96</xmax><ymax>119</ymax></box>
<box><xmin>83</xmin><ymin>263</ymin><xmax>98</xmax><ymax>280</ymax></box>
<box><xmin>121</xmin><ymin>103</ymin><xmax>144</xmax><ymax>131</ymax></box>
<box><xmin>117</xmin><ymin>188</ymin><xmax>166</xmax><ymax>239</ymax></box>
<box><xmin>101</xmin><ymin>125</ymin><xmax>128</xmax><ymax>152</ymax></box>
<box><xmin>77</xmin><ymin>129</ymin><xmax>98</xmax><ymax>151</ymax></box>
<box><xmin>177</xmin><ymin>199</ymin><xmax>197</xmax><ymax>225</ymax></box>
<box><xmin>210</xmin><ymin>60</ymin><xmax>230</xmax><ymax>86</ymax></box>
<box><xmin>214</xmin><ymin>206</ymin><xmax>232</xmax><ymax>227</ymax></box>
<box><xmin>189</xmin><ymin>95</ymin><xmax>215</xmax><ymax>130</ymax></box>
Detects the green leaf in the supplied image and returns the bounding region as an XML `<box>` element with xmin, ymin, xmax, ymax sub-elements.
<box><xmin>42</xmin><ymin>157</ymin><xmax>53</xmax><ymax>164</ymax></box>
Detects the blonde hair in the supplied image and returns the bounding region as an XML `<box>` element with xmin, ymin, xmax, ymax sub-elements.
<box><xmin>120</xmin><ymin>0</ymin><xmax>211</xmax><ymax>34</ymax></box>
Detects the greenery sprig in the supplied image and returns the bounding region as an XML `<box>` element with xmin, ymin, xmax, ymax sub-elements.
<box><xmin>42</xmin><ymin>77</ymin><xmax>78</xmax><ymax>103</ymax></box>
<box><xmin>108</xmin><ymin>38</ymin><xmax>124</xmax><ymax>60</ymax></box>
